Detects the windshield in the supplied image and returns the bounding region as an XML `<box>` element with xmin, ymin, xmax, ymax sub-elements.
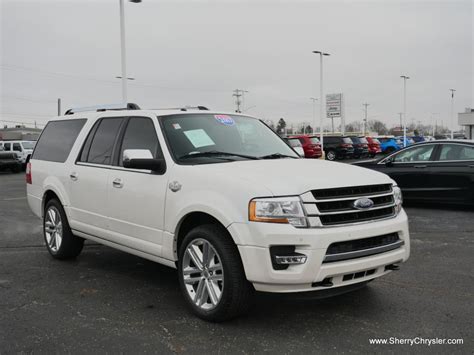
<box><xmin>349</xmin><ymin>137</ymin><xmax>360</xmax><ymax>143</ymax></box>
<box><xmin>342</xmin><ymin>137</ymin><xmax>353</xmax><ymax>144</ymax></box>
<box><xmin>287</xmin><ymin>139</ymin><xmax>302</xmax><ymax>147</ymax></box>
<box><xmin>21</xmin><ymin>141</ymin><xmax>36</xmax><ymax>149</ymax></box>
<box><xmin>372</xmin><ymin>138</ymin><xmax>381</xmax><ymax>144</ymax></box>
<box><xmin>161</xmin><ymin>114</ymin><xmax>298</xmax><ymax>163</ymax></box>
<box><xmin>309</xmin><ymin>137</ymin><xmax>320</xmax><ymax>144</ymax></box>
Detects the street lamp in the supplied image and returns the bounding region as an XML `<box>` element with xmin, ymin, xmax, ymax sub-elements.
<box><xmin>310</xmin><ymin>97</ymin><xmax>318</xmax><ymax>134</ymax></box>
<box><xmin>312</xmin><ymin>51</ymin><xmax>330</xmax><ymax>155</ymax></box>
<box><xmin>449</xmin><ymin>89</ymin><xmax>456</xmax><ymax>139</ymax></box>
<box><xmin>400</xmin><ymin>75</ymin><xmax>410</xmax><ymax>147</ymax></box>
<box><xmin>119</xmin><ymin>0</ymin><xmax>142</xmax><ymax>104</ymax></box>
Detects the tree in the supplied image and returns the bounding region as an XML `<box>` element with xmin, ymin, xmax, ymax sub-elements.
<box><xmin>345</xmin><ymin>121</ymin><xmax>361</xmax><ymax>132</ymax></box>
<box><xmin>368</xmin><ymin>120</ymin><xmax>388</xmax><ymax>135</ymax></box>
<box><xmin>276</xmin><ymin>118</ymin><xmax>287</xmax><ymax>134</ymax></box>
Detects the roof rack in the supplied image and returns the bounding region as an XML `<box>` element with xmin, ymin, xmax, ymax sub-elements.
<box><xmin>152</xmin><ymin>105</ymin><xmax>209</xmax><ymax>112</ymax></box>
<box><xmin>64</xmin><ymin>103</ymin><xmax>141</xmax><ymax>115</ymax></box>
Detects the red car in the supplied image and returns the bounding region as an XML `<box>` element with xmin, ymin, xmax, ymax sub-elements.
<box><xmin>366</xmin><ymin>136</ymin><xmax>382</xmax><ymax>157</ymax></box>
<box><xmin>288</xmin><ymin>135</ymin><xmax>322</xmax><ymax>158</ymax></box>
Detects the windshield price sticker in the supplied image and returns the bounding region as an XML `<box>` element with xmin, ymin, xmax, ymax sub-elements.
<box><xmin>214</xmin><ymin>115</ymin><xmax>235</xmax><ymax>126</ymax></box>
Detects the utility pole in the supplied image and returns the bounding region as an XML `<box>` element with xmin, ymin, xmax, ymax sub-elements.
<box><xmin>363</xmin><ymin>103</ymin><xmax>369</xmax><ymax>135</ymax></box>
<box><xmin>400</xmin><ymin>75</ymin><xmax>410</xmax><ymax>147</ymax></box>
<box><xmin>449</xmin><ymin>89</ymin><xmax>456</xmax><ymax>139</ymax></box>
<box><xmin>233</xmin><ymin>89</ymin><xmax>248</xmax><ymax>113</ymax></box>
<box><xmin>431</xmin><ymin>112</ymin><xmax>439</xmax><ymax>136</ymax></box>
<box><xmin>57</xmin><ymin>98</ymin><xmax>61</xmax><ymax>116</ymax></box>
<box><xmin>312</xmin><ymin>50</ymin><xmax>330</xmax><ymax>156</ymax></box>
<box><xmin>310</xmin><ymin>98</ymin><xmax>318</xmax><ymax>135</ymax></box>
<box><xmin>398</xmin><ymin>113</ymin><xmax>403</xmax><ymax>129</ymax></box>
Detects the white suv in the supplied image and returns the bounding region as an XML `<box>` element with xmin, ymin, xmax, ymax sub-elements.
<box><xmin>0</xmin><ymin>140</ymin><xmax>36</xmax><ymax>165</ymax></box>
<box><xmin>27</xmin><ymin>105</ymin><xmax>410</xmax><ymax>321</ymax></box>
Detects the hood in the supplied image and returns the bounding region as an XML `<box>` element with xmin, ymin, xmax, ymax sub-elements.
<box><xmin>197</xmin><ymin>158</ymin><xmax>393</xmax><ymax>196</ymax></box>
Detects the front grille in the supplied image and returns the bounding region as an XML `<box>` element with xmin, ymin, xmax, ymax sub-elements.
<box><xmin>306</xmin><ymin>184</ymin><xmax>396</xmax><ymax>227</ymax></box>
<box><xmin>323</xmin><ymin>232</ymin><xmax>403</xmax><ymax>263</ymax></box>
<box><xmin>312</xmin><ymin>184</ymin><xmax>392</xmax><ymax>200</ymax></box>
<box><xmin>319</xmin><ymin>206</ymin><xmax>395</xmax><ymax>226</ymax></box>
<box><xmin>317</xmin><ymin>194</ymin><xmax>393</xmax><ymax>213</ymax></box>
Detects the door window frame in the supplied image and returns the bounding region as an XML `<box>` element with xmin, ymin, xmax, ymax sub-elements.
<box><xmin>432</xmin><ymin>143</ymin><xmax>474</xmax><ymax>162</ymax></box>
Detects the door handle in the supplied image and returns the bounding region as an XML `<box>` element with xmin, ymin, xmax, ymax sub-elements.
<box><xmin>469</xmin><ymin>165</ymin><xmax>474</xmax><ymax>168</ymax></box>
<box><xmin>69</xmin><ymin>172</ymin><xmax>78</xmax><ymax>181</ymax></box>
<box><xmin>112</xmin><ymin>178</ymin><xmax>123</xmax><ymax>188</ymax></box>
<box><xmin>414</xmin><ymin>165</ymin><xmax>427</xmax><ymax>169</ymax></box>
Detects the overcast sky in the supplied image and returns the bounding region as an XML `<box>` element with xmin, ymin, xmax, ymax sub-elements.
<box><xmin>1</xmin><ymin>0</ymin><xmax>472</xmax><ymax>130</ymax></box>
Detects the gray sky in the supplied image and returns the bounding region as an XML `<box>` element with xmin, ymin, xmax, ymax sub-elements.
<box><xmin>1</xmin><ymin>0</ymin><xmax>472</xmax><ymax>130</ymax></box>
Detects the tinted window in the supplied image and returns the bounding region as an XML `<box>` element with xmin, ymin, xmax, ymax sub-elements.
<box><xmin>13</xmin><ymin>143</ymin><xmax>22</xmax><ymax>152</ymax></box>
<box><xmin>298</xmin><ymin>138</ymin><xmax>306</xmax><ymax>145</ymax></box>
<box><xmin>119</xmin><ymin>117</ymin><xmax>160</xmax><ymax>166</ymax></box>
<box><xmin>342</xmin><ymin>137</ymin><xmax>353</xmax><ymax>144</ymax></box>
<box><xmin>4</xmin><ymin>142</ymin><xmax>11</xmax><ymax>150</ymax></box>
<box><xmin>287</xmin><ymin>138</ymin><xmax>302</xmax><ymax>147</ymax></box>
<box><xmin>324</xmin><ymin>137</ymin><xmax>336</xmax><ymax>143</ymax></box>
<box><xmin>358</xmin><ymin>137</ymin><xmax>368</xmax><ymax>144</ymax></box>
<box><xmin>33</xmin><ymin>119</ymin><xmax>86</xmax><ymax>162</ymax></box>
<box><xmin>85</xmin><ymin>118</ymin><xmax>123</xmax><ymax>165</ymax></box>
<box><xmin>22</xmin><ymin>141</ymin><xmax>35</xmax><ymax>149</ymax></box>
<box><xmin>392</xmin><ymin>145</ymin><xmax>435</xmax><ymax>163</ymax></box>
<box><xmin>439</xmin><ymin>144</ymin><xmax>474</xmax><ymax>161</ymax></box>
<box><xmin>310</xmin><ymin>137</ymin><xmax>320</xmax><ymax>144</ymax></box>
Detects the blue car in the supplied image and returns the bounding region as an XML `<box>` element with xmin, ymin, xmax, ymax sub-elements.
<box><xmin>395</xmin><ymin>136</ymin><xmax>415</xmax><ymax>148</ymax></box>
<box><xmin>411</xmin><ymin>136</ymin><xmax>425</xmax><ymax>143</ymax></box>
<box><xmin>374</xmin><ymin>136</ymin><xmax>400</xmax><ymax>154</ymax></box>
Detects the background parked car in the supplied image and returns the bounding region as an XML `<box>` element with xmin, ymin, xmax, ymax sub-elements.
<box><xmin>283</xmin><ymin>137</ymin><xmax>305</xmax><ymax>157</ymax></box>
<box><xmin>348</xmin><ymin>136</ymin><xmax>369</xmax><ymax>158</ymax></box>
<box><xmin>411</xmin><ymin>136</ymin><xmax>425</xmax><ymax>143</ymax></box>
<box><xmin>375</xmin><ymin>136</ymin><xmax>400</xmax><ymax>154</ymax></box>
<box><xmin>353</xmin><ymin>140</ymin><xmax>474</xmax><ymax>205</ymax></box>
<box><xmin>287</xmin><ymin>135</ymin><xmax>322</xmax><ymax>158</ymax></box>
<box><xmin>317</xmin><ymin>135</ymin><xmax>354</xmax><ymax>161</ymax></box>
<box><xmin>0</xmin><ymin>146</ymin><xmax>22</xmax><ymax>173</ymax></box>
<box><xmin>366</xmin><ymin>136</ymin><xmax>382</xmax><ymax>157</ymax></box>
<box><xmin>0</xmin><ymin>140</ymin><xmax>36</xmax><ymax>167</ymax></box>
<box><xmin>396</xmin><ymin>136</ymin><xmax>415</xmax><ymax>148</ymax></box>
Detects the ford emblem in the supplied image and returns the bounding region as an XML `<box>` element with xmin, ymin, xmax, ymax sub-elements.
<box><xmin>353</xmin><ymin>198</ymin><xmax>374</xmax><ymax>210</ymax></box>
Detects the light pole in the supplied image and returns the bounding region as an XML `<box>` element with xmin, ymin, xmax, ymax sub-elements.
<box><xmin>313</xmin><ymin>51</ymin><xmax>330</xmax><ymax>155</ymax></box>
<box><xmin>363</xmin><ymin>103</ymin><xmax>370</xmax><ymax>135</ymax></box>
<box><xmin>449</xmin><ymin>89</ymin><xmax>456</xmax><ymax>139</ymax></box>
<box><xmin>119</xmin><ymin>0</ymin><xmax>142</xmax><ymax>105</ymax></box>
<box><xmin>310</xmin><ymin>97</ymin><xmax>318</xmax><ymax>134</ymax></box>
<box><xmin>400</xmin><ymin>75</ymin><xmax>410</xmax><ymax>147</ymax></box>
<box><xmin>431</xmin><ymin>112</ymin><xmax>439</xmax><ymax>136</ymax></box>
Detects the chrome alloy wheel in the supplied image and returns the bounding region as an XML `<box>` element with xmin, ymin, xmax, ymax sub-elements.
<box><xmin>182</xmin><ymin>238</ymin><xmax>224</xmax><ymax>310</ymax></box>
<box><xmin>44</xmin><ymin>206</ymin><xmax>63</xmax><ymax>252</ymax></box>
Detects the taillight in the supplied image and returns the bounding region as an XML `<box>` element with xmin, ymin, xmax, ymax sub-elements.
<box><xmin>26</xmin><ymin>162</ymin><xmax>32</xmax><ymax>184</ymax></box>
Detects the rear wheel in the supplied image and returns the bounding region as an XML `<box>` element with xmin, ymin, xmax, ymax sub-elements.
<box><xmin>326</xmin><ymin>150</ymin><xmax>336</xmax><ymax>161</ymax></box>
<box><xmin>178</xmin><ymin>224</ymin><xmax>254</xmax><ymax>322</ymax></box>
<box><xmin>43</xmin><ymin>199</ymin><xmax>84</xmax><ymax>259</ymax></box>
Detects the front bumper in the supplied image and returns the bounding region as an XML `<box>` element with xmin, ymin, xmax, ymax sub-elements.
<box><xmin>229</xmin><ymin>209</ymin><xmax>410</xmax><ymax>293</ymax></box>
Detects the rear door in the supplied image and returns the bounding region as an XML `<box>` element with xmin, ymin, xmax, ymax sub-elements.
<box><xmin>68</xmin><ymin>117</ymin><xmax>125</xmax><ymax>237</ymax></box>
<box><xmin>105</xmin><ymin>116</ymin><xmax>168</xmax><ymax>257</ymax></box>
<box><xmin>379</xmin><ymin>144</ymin><xmax>437</xmax><ymax>200</ymax></box>
<box><xmin>428</xmin><ymin>143</ymin><xmax>474</xmax><ymax>203</ymax></box>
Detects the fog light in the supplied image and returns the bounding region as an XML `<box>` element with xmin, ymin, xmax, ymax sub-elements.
<box><xmin>274</xmin><ymin>255</ymin><xmax>307</xmax><ymax>265</ymax></box>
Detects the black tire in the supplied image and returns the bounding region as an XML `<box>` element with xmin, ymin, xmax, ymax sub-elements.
<box><xmin>326</xmin><ymin>149</ymin><xmax>337</xmax><ymax>161</ymax></box>
<box><xmin>43</xmin><ymin>199</ymin><xmax>84</xmax><ymax>259</ymax></box>
<box><xmin>178</xmin><ymin>224</ymin><xmax>254</xmax><ymax>322</ymax></box>
<box><xmin>11</xmin><ymin>165</ymin><xmax>21</xmax><ymax>173</ymax></box>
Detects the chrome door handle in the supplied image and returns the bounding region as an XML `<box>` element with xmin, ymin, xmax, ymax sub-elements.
<box><xmin>70</xmin><ymin>172</ymin><xmax>78</xmax><ymax>181</ymax></box>
<box><xmin>112</xmin><ymin>178</ymin><xmax>123</xmax><ymax>188</ymax></box>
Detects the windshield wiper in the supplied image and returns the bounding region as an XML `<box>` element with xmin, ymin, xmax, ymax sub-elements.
<box><xmin>259</xmin><ymin>153</ymin><xmax>298</xmax><ymax>159</ymax></box>
<box><xmin>179</xmin><ymin>151</ymin><xmax>260</xmax><ymax>161</ymax></box>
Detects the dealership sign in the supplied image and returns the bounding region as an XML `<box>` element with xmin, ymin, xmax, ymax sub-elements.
<box><xmin>326</xmin><ymin>93</ymin><xmax>342</xmax><ymax>118</ymax></box>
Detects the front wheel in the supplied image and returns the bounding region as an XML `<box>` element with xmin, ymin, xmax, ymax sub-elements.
<box><xmin>178</xmin><ymin>224</ymin><xmax>254</xmax><ymax>322</ymax></box>
<box><xmin>326</xmin><ymin>150</ymin><xmax>336</xmax><ymax>161</ymax></box>
<box><xmin>44</xmin><ymin>199</ymin><xmax>84</xmax><ymax>259</ymax></box>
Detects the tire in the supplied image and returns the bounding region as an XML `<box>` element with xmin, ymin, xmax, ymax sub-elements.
<box><xmin>43</xmin><ymin>199</ymin><xmax>84</xmax><ymax>259</ymax></box>
<box><xmin>178</xmin><ymin>224</ymin><xmax>254</xmax><ymax>322</ymax></box>
<box><xmin>11</xmin><ymin>165</ymin><xmax>21</xmax><ymax>173</ymax></box>
<box><xmin>326</xmin><ymin>150</ymin><xmax>336</xmax><ymax>161</ymax></box>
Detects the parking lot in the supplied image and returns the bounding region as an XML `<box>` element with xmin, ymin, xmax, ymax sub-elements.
<box><xmin>1</xmin><ymin>172</ymin><xmax>472</xmax><ymax>353</ymax></box>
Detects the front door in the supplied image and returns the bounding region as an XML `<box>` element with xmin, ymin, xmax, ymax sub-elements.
<box><xmin>106</xmin><ymin>116</ymin><xmax>168</xmax><ymax>257</ymax></box>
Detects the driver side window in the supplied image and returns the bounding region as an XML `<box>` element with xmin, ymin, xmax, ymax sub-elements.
<box><xmin>392</xmin><ymin>145</ymin><xmax>435</xmax><ymax>163</ymax></box>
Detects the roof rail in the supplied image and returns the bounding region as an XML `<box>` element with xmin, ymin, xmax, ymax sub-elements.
<box><xmin>152</xmin><ymin>105</ymin><xmax>209</xmax><ymax>112</ymax></box>
<box><xmin>64</xmin><ymin>103</ymin><xmax>141</xmax><ymax>115</ymax></box>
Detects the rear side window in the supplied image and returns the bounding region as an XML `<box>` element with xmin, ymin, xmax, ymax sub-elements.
<box><xmin>82</xmin><ymin>117</ymin><xmax>124</xmax><ymax>165</ymax></box>
<box><xmin>439</xmin><ymin>144</ymin><xmax>474</xmax><ymax>161</ymax></box>
<box><xmin>33</xmin><ymin>119</ymin><xmax>86</xmax><ymax>162</ymax></box>
<box><xmin>118</xmin><ymin>117</ymin><xmax>160</xmax><ymax>166</ymax></box>
<box><xmin>4</xmin><ymin>142</ymin><xmax>11</xmax><ymax>151</ymax></box>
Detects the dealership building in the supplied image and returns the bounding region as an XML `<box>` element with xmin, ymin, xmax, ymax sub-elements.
<box><xmin>0</xmin><ymin>126</ymin><xmax>42</xmax><ymax>141</ymax></box>
<box><xmin>459</xmin><ymin>108</ymin><xmax>474</xmax><ymax>139</ymax></box>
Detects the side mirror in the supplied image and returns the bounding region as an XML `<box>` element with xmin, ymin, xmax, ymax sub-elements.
<box><xmin>122</xmin><ymin>149</ymin><xmax>166</xmax><ymax>174</ymax></box>
<box><xmin>385</xmin><ymin>157</ymin><xmax>394</xmax><ymax>167</ymax></box>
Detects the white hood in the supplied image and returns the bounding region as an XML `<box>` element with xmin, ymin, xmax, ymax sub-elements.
<box><xmin>198</xmin><ymin>159</ymin><xmax>393</xmax><ymax>196</ymax></box>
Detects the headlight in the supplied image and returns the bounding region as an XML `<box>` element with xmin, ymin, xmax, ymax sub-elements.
<box><xmin>249</xmin><ymin>197</ymin><xmax>307</xmax><ymax>227</ymax></box>
<box><xmin>393</xmin><ymin>185</ymin><xmax>403</xmax><ymax>214</ymax></box>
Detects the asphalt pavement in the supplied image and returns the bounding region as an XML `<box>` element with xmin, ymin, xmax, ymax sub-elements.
<box><xmin>1</xmin><ymin>172</ymin><xmax>473</xmax><ymax>353</ymax></box>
